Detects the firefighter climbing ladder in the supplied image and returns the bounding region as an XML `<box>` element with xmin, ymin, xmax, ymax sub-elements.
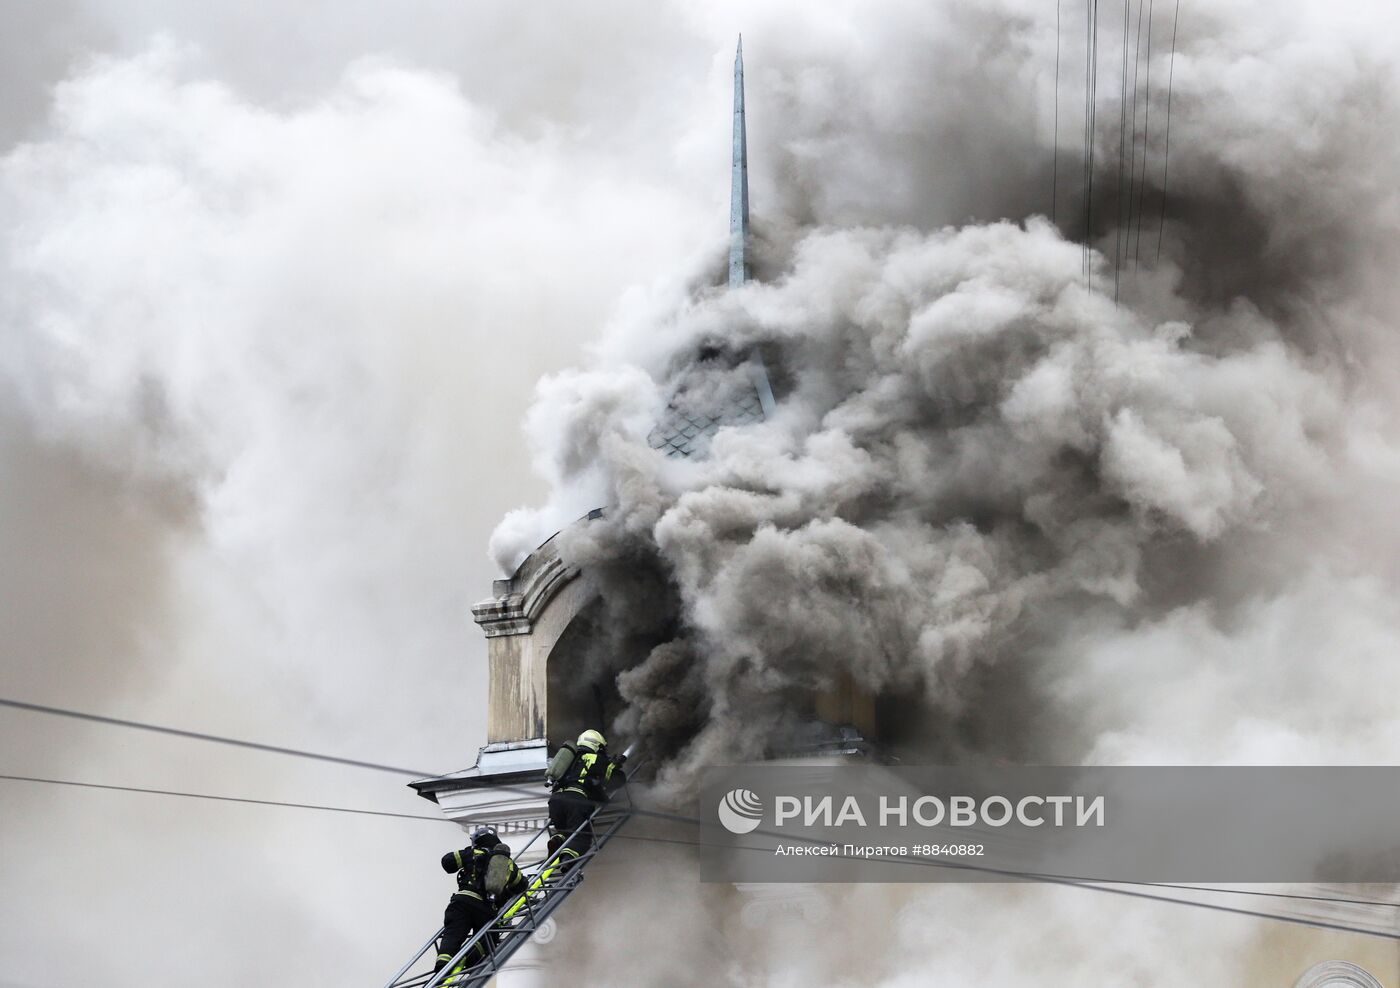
<box><xmin>380</xmin><ymin>758</ymin><xmax>643</xmax><ymax>988</ymax></box>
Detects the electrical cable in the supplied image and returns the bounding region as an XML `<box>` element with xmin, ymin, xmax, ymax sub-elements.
<box><xmin>0</xmin><ymin>696</ymin><xmax>435</xmax><ymax>778</ymax></box>
<box><xmin>1124</xmin><ymin>0</ymin><xmax>1146</xmax><ymax>260</ymax></box>
<box><xmin>10</xmin><ymin>697</ymin><xmax>1400</xmax><ymax>939</ymax></box>
<box><xmin>9</xmin><ymin>767</ymin><xmax>1400</xmax><ymax>942</ymax></box>
<box><xmin>0</xmin><ymin>772</ymin><xmax>447</xmax><ymax>822</ymax></box>
<box><xmin>602</xmin><ymin>829</ymin><xmax>1400</xmax><ymax>940</ymax></box>
<box><xmin>1156</xmin><ymin>0</ymin><xmax>1182</xmax><ymax>263</ymax></box>
<box><xmin>1133</xmin><ymin>0</ymin><xmax>1155</xmax><ymax>265</ymax></box>
<box><xmin>7</xmin><ymin>770</ymin><xmax>1398</xmax><ymax>915</ymax></box>
<box><xmin>1115</xmin><ymin>0</ymin><xmax>1131</xmax><ymax>301</ymax></box>
<box><xmin>1083</xmin><ymin>0</ymin><xmax>1099</xmax><ymax>287</ymax></box>
<box><xmin>1053</xmin><ymin>0</ymin><xmax>1062</xmax><ymax>225</ymax></box>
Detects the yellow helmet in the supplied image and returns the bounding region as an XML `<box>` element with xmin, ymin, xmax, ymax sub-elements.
<box><xmin>576</xmin><ymin>729</ymin><xmax>606</xmax><ymax>751</ymax></box>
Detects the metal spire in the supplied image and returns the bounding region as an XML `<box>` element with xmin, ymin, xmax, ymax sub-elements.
<box><xmin>728</xmin><ymin>35</ymin><xmax>750</xmax><ymax>287</ymax></box>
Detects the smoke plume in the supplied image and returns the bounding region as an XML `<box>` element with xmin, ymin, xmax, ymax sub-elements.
<box><xmin>491</xmin><ymin>0</ymin><xmax>1400</xmax><ymax>982</ymax></box>
<box><xmin>500</xmin><ymin>0</ymin><xmax>1400</xmax><ymax>783</ymax></box>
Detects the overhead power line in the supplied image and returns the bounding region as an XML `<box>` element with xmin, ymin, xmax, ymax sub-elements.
<box><xmin>593</xmin><ymin>830</ymin><xmax>1400</xmax><ymax>941</ymax></box>
<box><xmin>1124</xmin><ymin>0</ymin><xmax>1146</xmax><ymax>251</ymax></box>
<box><xmin>1133</xmin><ymin>0</ymin><xmax>1156</xmax><ymax>265</ymax></box>
<box><xmin>0</xmin><ymin>696</ymin><xmax>436</xmax><ymax>778</ymax></box>
<box><xmin>9</xmin><ymin>693</ymin><xmax>1399</xmax><ymax>941</ymax></box>
<box><xmin>9</xmin><ymin>737</ymin><xmax>1400</xmax><ymax>947</ymax></box>
<box><xmin>1114</xmin><ymin>0</ymin><xmax>1131</xmax><ymax>301</ymax></box>
<box><xmin>1157</xmin><ymin>0</ymin><xmax>1182</xmax><ymax>262</ymax></box>
<box><xmin>1052</xmin><ymin>0</ymin><xmax>1058</xmax><ymax>223</ymax></box>
<box><xmin>0</xmin><ymin>773</ymin><xmax>447</xmax><ymax>822</ymax></box>
<box><xmin>1083</xmin><ymin>0</ymin><xmax>1100</xmax><ymax>287</ymax></box>
<box><xmin>8</xmin><ymin>770</ymin><xmax>1399</xmax><ymax>919</ymax></box>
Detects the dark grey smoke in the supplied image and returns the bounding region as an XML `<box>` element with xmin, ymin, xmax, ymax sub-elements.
<box><xmin>497</xmin><ymin>0</ymin><xmax>1400</xmax><ymax>803</ymax></box>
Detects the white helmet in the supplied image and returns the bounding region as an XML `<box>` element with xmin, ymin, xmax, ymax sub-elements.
<box><xmin>576</xmin><ymin>729</ymin><xmax>606</xmax><ymax>751</ymax></box>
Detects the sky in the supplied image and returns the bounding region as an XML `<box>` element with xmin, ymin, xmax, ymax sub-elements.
<box><xmin>5</xmin><ymin>1</ymin><xmax>1400</xmax><ymax>986</ymax></box>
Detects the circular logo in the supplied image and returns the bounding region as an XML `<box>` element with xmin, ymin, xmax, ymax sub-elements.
<box><xmin>718</xmin><ymin>788</ymin><xmax>764</xmax><ymax>834</ymax></box>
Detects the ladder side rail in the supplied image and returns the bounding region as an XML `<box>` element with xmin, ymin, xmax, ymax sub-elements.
<box><xmin>383</xmin><ymin>817</ymin><xmax>552</xmax><ymax>987</ymax></box>
<box><xmin>524</xmin><ymin>753</ymin><xmax>644</xmax><ymax>887</ymax></box>
<box><xmin>422</xmin><ymin>794</ymin><xmax>614</xmax><ymax>988</ymax></box>
<box><xmin>534</xmin><ymin>766</ymin><xmax>639</xmax><ymax>878</ymax></box>
<box><xmin>392</xmin><ymin>973</ymin><xmax>438</xmax><ymax>988</ymax></box>
<box><xmin>388</xmin><ymin>966</ymin><xmax>444</xmax><ymax>988</ymax></box>
<box><xmin>454</xmin><ymin>874</ymin><xmax>588</xmax><ymax>988</ymax></box>
<box><xmin>381</xmin><ymin>926</ymin><xmax>446</xmax><ymax>988</ymax></box>
<box><xmin>528</xmin><ymin>802</ymin><xmax>631</xmax><ymax>883</ymax></box>
<box><xmin>504</xmin><ymin>754</ymin><xmax>645</xmax><ymax>910</ymax></box>
<box><xmin>506</xmin><ymin>815</ymin><xmax>551</xmax><ymax>860</ymax></box>
<box><xmin>450</xmin><ymin>787</ymin><xmax>644</xmax><ymax>988</ymax></box>
<box><xmin>423</xmin><ymin>756</ymin><xmax>647</xmax><ymax>988</ymax></box>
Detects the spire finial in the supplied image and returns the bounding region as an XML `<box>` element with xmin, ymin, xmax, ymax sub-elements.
<box><xmin>728</xmin><ymin>35</ymin><xmax>749</xmax><ymax>288</ymax></box>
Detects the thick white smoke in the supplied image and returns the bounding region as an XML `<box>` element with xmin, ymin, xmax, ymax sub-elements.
<box><xmin>0</xmin><ymin>23</ymin><xmax>712</xmax><ymax>988</ymax></box>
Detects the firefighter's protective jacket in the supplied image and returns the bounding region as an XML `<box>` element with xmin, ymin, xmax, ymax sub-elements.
<box><xmin>554</xmin><ymin>748</ymin><xmax>626</xmax><ymax>803</ymax></box>
<box><xmin>439</xmin><ymin>843</ymin><xmax>525</xmax><ymax>902</ymax></box>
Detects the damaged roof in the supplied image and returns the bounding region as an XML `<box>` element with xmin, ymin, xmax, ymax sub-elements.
<box><xmin>647</xmin><ymin>355</ymin><xmax>776</xmax><ymax>458</ymax></box>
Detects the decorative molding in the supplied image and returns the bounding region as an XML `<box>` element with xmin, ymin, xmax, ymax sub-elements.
<box><xmin>1293</xmin><ymin>961</ymin><xmax>1384</xmax><ymax>988</ymax></box>
<box><xmin>471</xmin><ymin>512</ymin><xmax>603</xmax><ymax>639</ymax></box>
<box><xmin>532</xmin><ymin>918</ymin><xmax>558</xmax><ymax>945</ymax></box>
<box><xmin>412</xmin><ymin>740</ymin><xmax>554</xmax><ymax>865</ymax></box>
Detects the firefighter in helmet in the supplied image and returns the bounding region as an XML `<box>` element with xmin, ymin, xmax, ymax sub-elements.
<box><xmin>434</xmin><ymin>824</ymin><xmax>526</xmax><ymax>979</ymax></box>
<box><xmin>546</xmin><ymin>729</ymin><xmax>627</xmax><ymax>871</ymax></box>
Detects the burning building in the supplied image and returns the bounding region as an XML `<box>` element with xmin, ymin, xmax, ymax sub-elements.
<box><xmin>408</xmin><ymin>39</ymin><xmax>873</xmax><ymax>837</ymax></box>
<box><xmin>399</xmin><ymin>35</ymin><xmax>1400</xmax><ymax>988</ymax></box>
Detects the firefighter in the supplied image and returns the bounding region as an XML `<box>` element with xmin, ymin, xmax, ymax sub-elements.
<box><xmin>546</xmin><ymin>729</ymin><xmax>627</xmax><ymax>872</ymax></box>
<box><xmin>434</xmin><ymin>825</ymin><xmax>526</xmax><ymax>980</ymax></box>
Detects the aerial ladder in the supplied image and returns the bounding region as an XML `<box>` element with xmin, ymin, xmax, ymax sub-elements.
<box><xmin>381</xmin><ymin>754</ymin><xmax>643</xmax><ymax>988</ymax></box>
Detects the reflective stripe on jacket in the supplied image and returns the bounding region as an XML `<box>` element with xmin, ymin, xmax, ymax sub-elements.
<box><xmin>560</xmin><ymin>750</ymin><xmax>618</xmax><ymax>800</ymax></box>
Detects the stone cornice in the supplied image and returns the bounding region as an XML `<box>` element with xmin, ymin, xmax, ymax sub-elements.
<box><xmin>471</xmin><ymin>510</ymin><xmax>601</xmax><ymax>638</ymax></box>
